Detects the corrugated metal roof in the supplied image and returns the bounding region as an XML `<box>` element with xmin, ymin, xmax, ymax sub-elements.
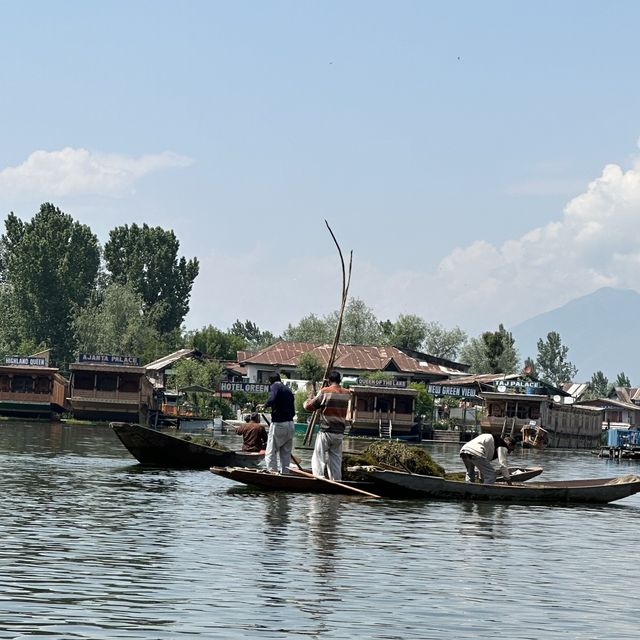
<box><xmin>240</xmin><ymin>341</ymin><xmax>467</xmax><ymax>377</ymax></box>
<box><xmin>145</xmin><ymin>349</ymin><xmax>199</xmax><ymax>371</ymax></box>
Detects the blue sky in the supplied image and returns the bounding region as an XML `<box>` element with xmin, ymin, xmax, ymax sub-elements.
<box><xmin>2</xmin><ymin>1</ymin><xmax>640</xmax><ymax>336</ymax></box>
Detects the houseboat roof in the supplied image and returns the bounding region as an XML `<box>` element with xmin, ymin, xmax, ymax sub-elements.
<box><xmin>350</xmin><ymin>384</ymin><xmax>417</xmax><ymax>397</ymax></box>
<box><xmin>69</xmin><ymin>362</ymin><xmax>147</xmax><ymax>374</ymax></box>
<box><xmin>0</xmin><ymin>364</ymin><xmax>62</xmax><ymax>375</ymax></box>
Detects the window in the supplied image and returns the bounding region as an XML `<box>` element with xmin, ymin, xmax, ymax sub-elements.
<box><xmin>35</xmin><ymin>377</ymin><xmax>50</xmax><ymax>394</ymax></box>
<box><xmin>395</xmin><ymin>397</ymin><xmax>413</xmax><ymax>414</ymax></box>
<box><xmin>74</xmin><ymin>372</ymin><xmax>95</xmax><ymax>390</ymax></box>
<box><xmin>118</xmin><ymin>375</ymin><xmax>139</xmax><ymax>393</ymax></box>
<box><xmin>0</xmin><ymin>375</ymin><xmax>10</xmax><ymax>392</ymax></box>
<box><xmin>96</xmin><ymin>374</ymin><xmax>118</xmax><ymax>392</ymax></box>
<box><xmin>12</xmin><ymin>376</ymin><xmax>34</xmax><ymax>393</ymax></box>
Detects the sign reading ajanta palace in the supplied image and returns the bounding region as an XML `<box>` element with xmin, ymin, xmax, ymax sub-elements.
<box><xmin>78</xmin><ymin>354</ymin><xmax>141</xmax><ymax>366</ymax></box>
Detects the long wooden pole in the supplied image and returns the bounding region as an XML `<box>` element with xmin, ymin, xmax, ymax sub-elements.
<box><xmin>303</xmin><ymin>220</ymin><xmax>352</xmax><ymax>446</ymax></box>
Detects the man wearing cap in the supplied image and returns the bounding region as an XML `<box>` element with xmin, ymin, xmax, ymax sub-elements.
<box><xmin>459</xmin><ymin>433</ymin><xmax>516</xmax><ymax>485</ymax></box>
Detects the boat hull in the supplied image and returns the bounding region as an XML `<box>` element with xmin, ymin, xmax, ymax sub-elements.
<box><xmin>111</xmin><ymin>422</ymin><xmax>263</xmax><ymax>469</ymax></box>
<box><xmin>363</xmin><ymin>470</ymin><xmax>640</xmax><ymax>504</ymax></box>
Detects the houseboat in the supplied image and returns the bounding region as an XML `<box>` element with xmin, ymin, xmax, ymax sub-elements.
<box><xmin>0</xmin><ymin>355</ymin><xmax>68</xmax><ymax>419</ymax></box>
<box><xmin>67</xmin><ymin>354</ymin><xmax>154</xmax><ymax>424</ymax></box>
<box><xmin>348</xmin><ymin>383</ymin><xmax>418</xmax><ymax>438</ymax></box>
<box><xmin>480</xmin><ymin>391</ymin><xmax>603</xmax><ymax>449</ymax></box>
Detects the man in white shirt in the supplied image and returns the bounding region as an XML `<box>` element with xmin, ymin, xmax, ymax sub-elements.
<box><xmin>459</xmin><ymin>433</ymin><xmax>516</xmax><ymax>484</ymax></box>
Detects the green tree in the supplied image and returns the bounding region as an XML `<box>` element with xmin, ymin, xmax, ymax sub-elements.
<box><xmin>389</xmin><ymin>314</ymin><xmax>427</xmax><ymax>351</ymax></box>
<box><xmin>230</xmin><ymin>319</ymin><xmax>278</xmax><ymax>350</ymax></box>
<box><xmin>459</xmin><ymin>325</ymin><xmax>518</xmax><ymax>374</ymax></box>
<box><xmin>423</xmin><ymin>321</ymin><xmax>468</xmax><ymax>360</ymax></box>
<box><xmin>168</xmin><ymin>357</ymin><xmax>223</xmax><ymax>414</ymax></box>
<box><xmin>73</xmin><ymin>282</ymin><xmax>160</xmax><ymax>362</ymax></box>
<box><xmin>103</xmin><ymin>223</ymin><xmax>199</xmax><ymax>334</ymax></box>
<box><xmin>523</xmin><ymin>357</ymin><xmax>537</xmax><ymax>377</ymax></box>
<box><xmin>535</xmin><ymin>331</ymin><xmax>578</xmax><ymax>385</ymax></box>
<box><xmin>296</xmin><ymin>351</ymin><xmax>325</xmax><ymax>394</ymax></box>
<box><xmin>615</xmin><ymin>372</ymin><xmax>631</xmax><ymax>388</ymax></box>
<box><xmin>282</xmin><ymin>313</ymin><xmax>332</xmax><ymax>342</ymax></box>
<box><xmin>0</xmin><ymin>203</ymin><xmax>100</xmax><ymax>365</ymax></box>
<box><xmin>186</xmin><ymin>325</ymin><xmax>246</xmax><ymax>360</ymax></box>
<box><xmin>585</xmin><ymin>371</ymin><xmax>610</xmax><ymax>399</ymax></box>
<box><xmin>409</xmin><ymin>381</ymin><xmax>434</xmax><ymax>418</ymax></box>
<box><xmin>327</xmin><ymin>297</ymin><xmax>383</xmax><ymax>345</ymax></box>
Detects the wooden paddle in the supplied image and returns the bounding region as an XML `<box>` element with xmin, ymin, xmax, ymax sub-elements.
<box><xmin>291</xmin><ymin>465</ymin><xmax>381</xmax><ymax>498</ymax></box>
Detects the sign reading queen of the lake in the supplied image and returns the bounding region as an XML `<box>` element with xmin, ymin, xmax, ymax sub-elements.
<box><xmin>79</xmin><ymin>353</ymin><xmax>141</xmax><ymax>366</ymax></box>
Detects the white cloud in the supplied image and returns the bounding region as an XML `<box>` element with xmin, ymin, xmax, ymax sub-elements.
<box><xmin>0</xmin><ymin>147</ymin><xmax>193</xmax><ymax>197</ymax></box>
<box><xmin>186</xmin><ymin>154</ymin><xmax>640</xmax><ymax>337</ymax></box>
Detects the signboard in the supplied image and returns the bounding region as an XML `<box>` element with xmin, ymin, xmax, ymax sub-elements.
<box><xmin>219</xmin><ymin>382</ymin><xmax>270</xmax><ymax>394</ymax></box>
<box><xmin>356</xmin><ymin>378</ymin><xmax>407</xmax><ymax>388</ymax></box>
<box><xmin>78</xmin><ymin>354</ymin><xmax>141</xmax><ymax>366</ymax></box>
<box><xmin>5</xmin><ymin>356</ymin><xmax>46</xmax><ymax>367</ymax></box>
<box><xmin>428</xmin><ymin>384</ymin><xmax>476</xmax><ymax>398</ymax></box>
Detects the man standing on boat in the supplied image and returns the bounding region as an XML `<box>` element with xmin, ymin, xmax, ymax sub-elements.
<box><xmin>459</xmin><ymin>433</ymin><xmax>516</xmax><ymax>484</ymax></box>
<box><xmin>235</xmin><ymin>413</ymin><xmax>268</xmax><ymax>453</ymax></box>
<box><xmin>260</xmin><ymin>373</ymin><xmax>296</xmax><ymax>474</ymax></box>
<box><xmin>304</xmin><ymin>371</ymin><xmax>351</xmax><ymax>481</ymax></box>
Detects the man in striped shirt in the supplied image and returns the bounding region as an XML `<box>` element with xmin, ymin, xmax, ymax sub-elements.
<box><xmin>304</xmin><ymin>370</ymin><xmax>351</xmax><ymax>481</ymax></box>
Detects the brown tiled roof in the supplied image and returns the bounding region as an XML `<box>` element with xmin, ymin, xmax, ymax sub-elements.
<box><xmin>222</xmin><ymin>361</ymin><xmax>247</xmax><ymax>376</ymax></box>
<box><xmin>240</xmin><ymin>341</ymin><xmax>466</xmax><ymax>377</ymax></box>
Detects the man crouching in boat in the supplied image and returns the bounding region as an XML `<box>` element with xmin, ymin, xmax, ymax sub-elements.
<box><xmin>304</xmin><ymin>371</ymin><xmax>351</xmax><ymax>481</ymax></box>
<box><xmin>459</xmin><ymin>434</ymin><xmax>516</xmax><ymax>485</ymax></box>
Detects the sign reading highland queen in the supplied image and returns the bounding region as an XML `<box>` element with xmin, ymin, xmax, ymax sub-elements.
<box><xmin>78</xmin><ymin>353</ymin><xmax>141</xmax><ymax>366</ymax></box>
<box><xmin>5</xmin><ymin>356</ymin><xmax>46</xmax><ymax>367</ymax></box>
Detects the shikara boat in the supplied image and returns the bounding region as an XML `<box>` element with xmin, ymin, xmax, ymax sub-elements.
<box><xmin>211</xmin><ymin>466</ymin><xmax>383</xmax><ymax>496</ymax></box>
<box><xmin>111</xmin><ymin>422</ymin><xmax>264</xmax><ymax>469</ymax></box>
<box><xmin>210</xmin><ymin>466</ymin><xmax>544</xmax><ymax>497</ymax></box>
<box><xmin>361</xmin><ymin>469</ymin><xmax>640</xmax><ymax>504</ymax></box>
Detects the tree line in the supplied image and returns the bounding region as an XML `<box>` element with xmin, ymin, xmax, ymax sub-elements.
<box><xmin>0</xmin><ymin>203</ymin><xmax>632</xmax><ymax>396</ymax></box>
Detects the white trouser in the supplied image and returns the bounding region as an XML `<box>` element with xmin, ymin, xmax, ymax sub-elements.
<box><xmin>311</xmin><ymin>431</ymin><xmax>344</xmax><ymax>481</ymax></box>
<box><xmin>265</xmin><ymin>421</ymin><xmax>295</xmax><ymax>474</ymax></box>
<box><xmin>461</xmin><ymin>453</ymin><xmax>497</xmax><ymax>484</ymax></box>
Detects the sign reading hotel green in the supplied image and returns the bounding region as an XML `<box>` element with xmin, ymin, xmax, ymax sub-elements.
<box><xmin>5</xmin><ymin>356</ymin><xmax>46</xmax><ymax>367</ymax></box>
<box><xmin>356</xmin><ymin>378</ymin><xmax>407</xmax><ymax>388</ymax></box>
<box><xmin>428</xmin><ymin>384</ymin><xmax>476</xmax><ymax>398</ymax></box>
<box><xmin>79</xmin><ymin>353</ymin><xmax>141</xmax><ymax>366</ymax></box>
<box><xmin>219</xmin><ymin>382</ymin><xmax>270</xmax><ymax>393</ymax></box>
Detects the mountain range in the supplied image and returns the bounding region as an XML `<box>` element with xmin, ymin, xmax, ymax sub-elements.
<box><xmin>509</xmin><ymin>287</ymin><xmax>640</xmax><ymax>386</ymax></box>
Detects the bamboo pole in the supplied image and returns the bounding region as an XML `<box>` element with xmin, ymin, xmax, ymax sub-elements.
<box><xmin>302</xmin><ymin>221</ymin><xmax>352</xmax><ymax>446</ymax></box>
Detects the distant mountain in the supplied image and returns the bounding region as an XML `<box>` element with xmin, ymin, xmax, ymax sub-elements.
<box><xmin>509</xmin><ymin>287</ymin><xmax>640</xmax><ymax>385</ymax></box>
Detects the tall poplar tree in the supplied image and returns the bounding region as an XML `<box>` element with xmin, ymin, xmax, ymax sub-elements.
<box><xmin>535</xmin><ymin>331</ymin><xmax>578</xmax><ymax>385</ymax></box>
<box><xmin>103</xmin><ymin>223</ymin><xmax>199</xmax><ymax>334</ymax></box>
<box><xmin>0</xmin><ymin>203</ymin><xmax>100</xmax><ymax>365</ymax></box>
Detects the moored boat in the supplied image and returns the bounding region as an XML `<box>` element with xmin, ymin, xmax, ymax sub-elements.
<box><xmin>111</xmin><ymin>422</ymin><xmax>264</xmax><ymax>469</ymax></box>
<box><xmin>210</xmin><ymin>465</ymin><xmax>544</xmax><ymax>496</ymax></box>
<box><xmin>360</xmin><ymin>469</ymin><xmax>640</xmax><ymax>504</ymax></box>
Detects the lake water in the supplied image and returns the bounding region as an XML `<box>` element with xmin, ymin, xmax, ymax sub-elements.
<box><xmin>1</xmin><ymin>421</ymin><xmax>639</xmax><ymax>639</ymax></box>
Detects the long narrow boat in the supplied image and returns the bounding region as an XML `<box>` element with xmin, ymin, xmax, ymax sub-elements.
<box><xmin>361</xmin><ymin>469</ymin><xmax>640</xmax><ymax>504</ymax></box>
<box><xmin>210</xmin><ymin>466</ymin><xmax>544</xmax><ymax>496</ymax></box>
<box><xmin>111</xmin><ymin>422</ymin><xmax>264</xmax><ymax>469</ymax></box>
<box><xmin>211</xmin><ymin>466</ymin><xmax>385</xmax><ymax>496</ymax></box>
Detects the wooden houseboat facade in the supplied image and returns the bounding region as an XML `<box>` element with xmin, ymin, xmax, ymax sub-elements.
<box><xmin>67</xmin><ymin>355</ymin><xmax>154</xmax><ymax>424</ymax></box>
<box><xmin>480</xmin><ymin>391</ymin><xmax>603</xmax><ymax>449</ymax></box>
<box><xmin>0</xmin><ymin>358</ymin><xmax>68</xmax><ymax>419</ymax></box>
<box><xmin>348</xmin><ymin>384</ymin><xmax>418</xmax><ymax>438</ymax></box>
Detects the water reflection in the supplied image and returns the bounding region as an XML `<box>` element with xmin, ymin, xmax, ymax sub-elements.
<box><xmin>457</xmin><ymin>501</ymin><xmax>510</xmax><ymax>539</ymax></box>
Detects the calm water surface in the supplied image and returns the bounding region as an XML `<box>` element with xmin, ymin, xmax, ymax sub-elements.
<box><xmin>1</xmin><ymin>421</ymin><xmax>639</xmax><ymax>639</ymax></box>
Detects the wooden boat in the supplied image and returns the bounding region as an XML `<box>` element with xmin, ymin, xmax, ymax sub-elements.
<box><xmin>521</xmin><ymin>425</ymin><xmax>550</xmax><ymax>449</ymax></box>
<box><xmin>211</xmin><ymin>466</ymin><xmax>383</xmax><ymax>495</ymax></box>
<box><xmin>210</xmin><ymin>465</ymin><xmax>544</xmax><ymax>497</ymax></box>
<box><xmin>111</xmin><ymin>422</ymin><xmax>264</xmax><ymax>469</ymax></box>
<box><xmin>360</xmin><ymin>469</ymin><xmax>640</xmax><ymax>504</ymax></box>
